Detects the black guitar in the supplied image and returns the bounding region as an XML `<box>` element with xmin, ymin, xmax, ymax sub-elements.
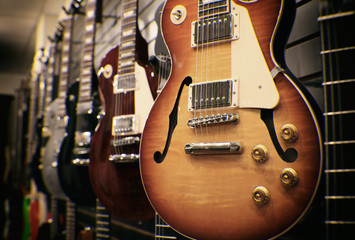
<box><xmin>57</xmin><ymin>0</ymin><xmax>99</xmax><ymax>206</ymax></box>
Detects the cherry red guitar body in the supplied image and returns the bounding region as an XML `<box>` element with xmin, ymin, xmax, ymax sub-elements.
<box><xmin>140</xmin><ymin>0</ymin><xmax>323</xmax><ymax>239</ymax></box>
<box><xmin>89</xmin><ymin>40</ymin><xmax>156</xmax><ymax>220</ymax></box>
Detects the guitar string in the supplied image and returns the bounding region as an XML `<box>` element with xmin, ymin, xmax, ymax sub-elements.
<box><xmin>194</xmin><ymin>1</ymin><xmax>201</xmax><ymax>143</ymax></box>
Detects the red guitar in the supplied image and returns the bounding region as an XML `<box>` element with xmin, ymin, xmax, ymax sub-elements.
<box><xmin>140</xmin><ymin>0</ymin><xmax>323</xmax><ymax>239</ymax></box>
<box><xmin>88</xmin><ymin>0</ymin><xmax>157</xmax><ymax>220</ymax></box>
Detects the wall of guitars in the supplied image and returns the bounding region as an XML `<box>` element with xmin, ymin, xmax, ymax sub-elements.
<box><xmin>2</xmin><ymin>0</ymin><xmax>354</xmax><ymax>239</ymax></box>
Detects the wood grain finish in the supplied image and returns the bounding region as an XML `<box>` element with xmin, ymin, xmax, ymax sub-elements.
<box><xmin>89</xmin><ymin>46</ymin><xmax>154</xmax><ymax>221</ymax></box>
<box><xmin>140</xmin><ymin>0</ymin><xmax>322</xmax><ymax>239</ymax></box>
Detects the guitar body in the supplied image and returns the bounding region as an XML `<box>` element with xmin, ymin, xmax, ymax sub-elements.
<box><xmin>42</xmin><ymin>99</ymin><xmax>67</xmax><ymax>199</ymax></box>
<box><xmin>140</xmin><ymin>1</ymin><xmax>322</xmax><ymax>240</ymax></box>
<box><xmin>57</xmin><ymin>81</ymin><xmax>97</xmax><ymax>206</ymax></box>
<box><xmin>89</xmin><ymin>45</ymin><xmax>155</xmax><ymax>220</ymax></box>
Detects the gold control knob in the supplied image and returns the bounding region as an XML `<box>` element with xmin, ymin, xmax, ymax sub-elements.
<box><xmin>252</xmin><ymin>186</ymin><xmax>270</xmax><ymax>205</ymax></box>
<box><xmin>280</xmin><ymin>168</ymin><xmax>299</xmax><ymax>187</ymax></box>
<box><xmin>251</xmin><ymin>145</ymin><xmax>268</xmax><ymax>163</ymax></box>
<box><xmin>280</xmin><ymin>124</ymin><xmax>298</xmax><ymax>143</ymax></box>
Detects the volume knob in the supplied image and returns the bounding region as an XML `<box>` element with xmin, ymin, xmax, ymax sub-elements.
<box><xmin>280</xmin><ymin>124</ymin><xmax>298</xmax><ymax>143</ymax></box>
<box><xmin>251</xmin><ymin>145</ymin><xmax>268</xmax><ymax>163</ymax></box>
<box><xmin>252</xmin><ymin>186</ymin><xmax>270</xmax><ymax>205</ymax></box>
<box><xmin>280</xmin><ymin>168</ymin><xmax>299</xmax><ymax>187</ymax></box>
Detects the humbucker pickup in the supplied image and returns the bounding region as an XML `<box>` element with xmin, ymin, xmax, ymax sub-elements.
<box><xmin>188</xmin><ymin>79</ymin><xmax>238</xmax><ymax>111</ymax></box>
<box><xmin>113</xmin><ymin>74</ymin><xmax>136</xmax><ymax>93</ymax></box>
<box><xmin>112</xmin><ymin>115</ymin><xmax>138</xmax><ymax>136</ymax></box>
<box><xmin>191</xmin><ymin>12</ymin><xmax>239</xmax><ymax>47</ymax></box>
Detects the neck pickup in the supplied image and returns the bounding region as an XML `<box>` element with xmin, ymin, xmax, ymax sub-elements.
<box><xmin>191</xmin><ymin>11</ymin><xmax>239</xmax><ymax>47</ymax></box>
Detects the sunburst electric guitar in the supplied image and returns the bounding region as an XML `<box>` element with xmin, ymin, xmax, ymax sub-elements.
<box><xmin>89</xmin><ymin>0</ymin><xmax>157</xmax><ymax>220</ymax></box>
<box><xmin>140</xmin><ymin>0</ymin><xmax>323</xmax><ymax>239</ymax></box>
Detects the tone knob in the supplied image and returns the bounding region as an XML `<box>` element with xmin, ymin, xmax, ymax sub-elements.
<box><xmin>252</xmin><ymin>186</ymin><xmax>270</xmax><ymax>205</ymax></box>
<box><xmin>251</xmin><ymin>145</ymin><xmax>268</xmax><ymax>163</ymax></box>
<box><xmin>280</xmin><ymin>168</ymin><xmax>299</xmax><ymax>187</ymax></box>
<box><xmin>280</xmin><ymin>124</ymin><xmax>298</xmax><ymax>143</ymax></box>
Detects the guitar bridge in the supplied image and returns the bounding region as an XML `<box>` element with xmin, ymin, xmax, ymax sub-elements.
<box><xmin>185</xmin><ymin>142</ymin><xmax>242</xmax><ymax>155</ymax></box>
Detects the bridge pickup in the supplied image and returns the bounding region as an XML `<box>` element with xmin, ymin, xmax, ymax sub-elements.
<box><xmin>187</xmin><ymin>113</ymin><xmax>239</xmax><ymax>128</ymax></box>
<box><xmin>185</xmin><ymin>142</ymin><xmax>242</xmax><ymax>155</ymax></box>
<box><xmin>108</xmin><ymin>154</ymin><xmax>139</xmax><ymax>163</ymax></box>
<box><xmin>111</xmin><ymin>136</ymin><xmax>140</xmax><ymax>147</ymax></box>
<box><xmin>188</xmin><ymin>79</ymin><xmax>238</xmax><ymax>111</ymax></box>
<box><xmin>72</xmin><ymin>158</ymin><xmax>90</xmax><ymax>166</ymax></box>
<box><xmin>112</xmin><ymin>115</ymin><xmax>138</xmax><ymax>136</ymax></box>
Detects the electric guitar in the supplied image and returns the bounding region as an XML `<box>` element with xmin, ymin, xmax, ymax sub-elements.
<box><xmin>88</xmin><ymin>0</ymin><xmax>157</xmax><ymax>220</ymax></box>
<box><xmin>57</xmin><ymin>0</ymin><xmax>99</xmax><ymax>206</ymax></box>
<box><xmin>140</xmin><ymin>0</ymin><xmax>323</xmax><ymax>239</ymax></box>
<box><xmin>41</xmin><ymin>21</ymin><xmax>69</xmax><ymax>201</ymax></box>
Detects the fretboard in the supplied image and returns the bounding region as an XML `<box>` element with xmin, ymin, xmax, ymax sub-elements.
<box><xmin>58</xmin><ymin>18</ymin><xmax>73</xmax><ymax>118</ymax></box>
<box><xmin>26</xmin><ymin>74</ymin><xmax>40</xmax><ymax>163</ymax></box>
<box><xmin>66</xmin><ymin>199</ymin><xmax>76</xmax><ymax>240</ymax></box>
<box><xmin>96</xmin><ymin>198</ymin><xmax>110</xmax><ymax>239</ymax></box>
<box><xmin>319</xmin><ymin>3</ymin><xmax>355</xmax><ymax>239</ymax></box>
<box><xmin>77</xmin><ymin>0</ymin><xmax>97</xmax><ymax>106</ymax></box>
<box><xmin>117</xmin><ymin>0</ymin><xmax>137</xmax><ymax>85</ymax></box>
<box><xmin>198</xmin><ymin>0</ymin><xmax>230</xmax><ymax>18</ymax></box>
<box><xmin>43</xmin><ymin>42</ymin><xmax>57</xmax><ymax>127</ymax></box>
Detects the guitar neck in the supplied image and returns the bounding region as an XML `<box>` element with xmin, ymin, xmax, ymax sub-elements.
<box><xmin>66</xmin><ymin>199</ymin><xmax>76</xmax><ymax>240</ymax></box>
<box><xmin>58</xmin><ymin>17</ymin><xmax>73</xmax><ymax>118</ymax></box>
<box><xmin>116</xmin><ymin>0</ymin><xmax>137</xmax><ymax>92</ymax></box>
<box><xmin>320</xmin><ymin>2</ymin><xmax>355</xmax><ymax>239</ymax></box>
<box><xmin>42</xmin><ymin>42</ymin><xmax>57</xmax><ymax>127</ymax></box>
<box><xmin>77</xmin><ymin>0</ymin><xmax>97</xmax><ymax>108</ymax></box>
<box><xmin>26</xmin><ymin>74</ymin><xmax>40</xmax><ymax>163</ymax></box>
<box><xmin>96</xmin><ymin>198</ymin><xmax>110</xmax><ymax>239</ymax></box>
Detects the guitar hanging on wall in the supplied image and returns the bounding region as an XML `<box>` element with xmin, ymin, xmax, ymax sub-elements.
<box><xmin>41</xmin><ymin>20</ymin><xmax>69</xmax><ymax>200</ymax></box>
<box><xmin>57</xmin><ymin>0</ymin><xmax>99</xmax><ymax>206</ymax></box>
<box><xmin>88</xmin><ymin>0</ymin><xmax>157</xmax><ymax>221</ymax></box>
<box><xmin>140</xmin><ymin>0</ymin><xmax>323</xmax><ymax>239</ymax></box>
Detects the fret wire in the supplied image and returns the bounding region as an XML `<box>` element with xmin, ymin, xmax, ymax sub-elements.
<box><xmin>324</xmin><ymin>140</ymin><xmax>355</xmax><ymax>145</ymax></box>
<box><xmin>325</xmin><ymin>169</ymin><xmax>355</xmax><ymax>173</ymax></box>
<box><xmin>323</xmin><ymin>110</ymin><xmax>355</xmax><ymax>116</ymax></box>
<box><xmin>155</xmin><ymin>235</ymin><xmax>177</xmax><ymax>239</ymax></box>
<box><xmin>321</xmin><ymin>46</ymin><xmax>355</xmax><ymax>54</ymax></box>
<box><xmin>325</xmin><ymin>221</ymin><xmax>355</xmax><ymax>225</ymax></box>
<box><xmin>322</xmin><ymin>78</ymin><xmax>355</xmax><ymax>85</ymax></box>
<box><xmin>318</xmin><ymin>10</ymin><xmax>355</xmax><ymax>21</ymax></box>
<box><xmin>325</xmin><ymin>196</ymin><xmax>355</xmax><ymax>199</ymax></box>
